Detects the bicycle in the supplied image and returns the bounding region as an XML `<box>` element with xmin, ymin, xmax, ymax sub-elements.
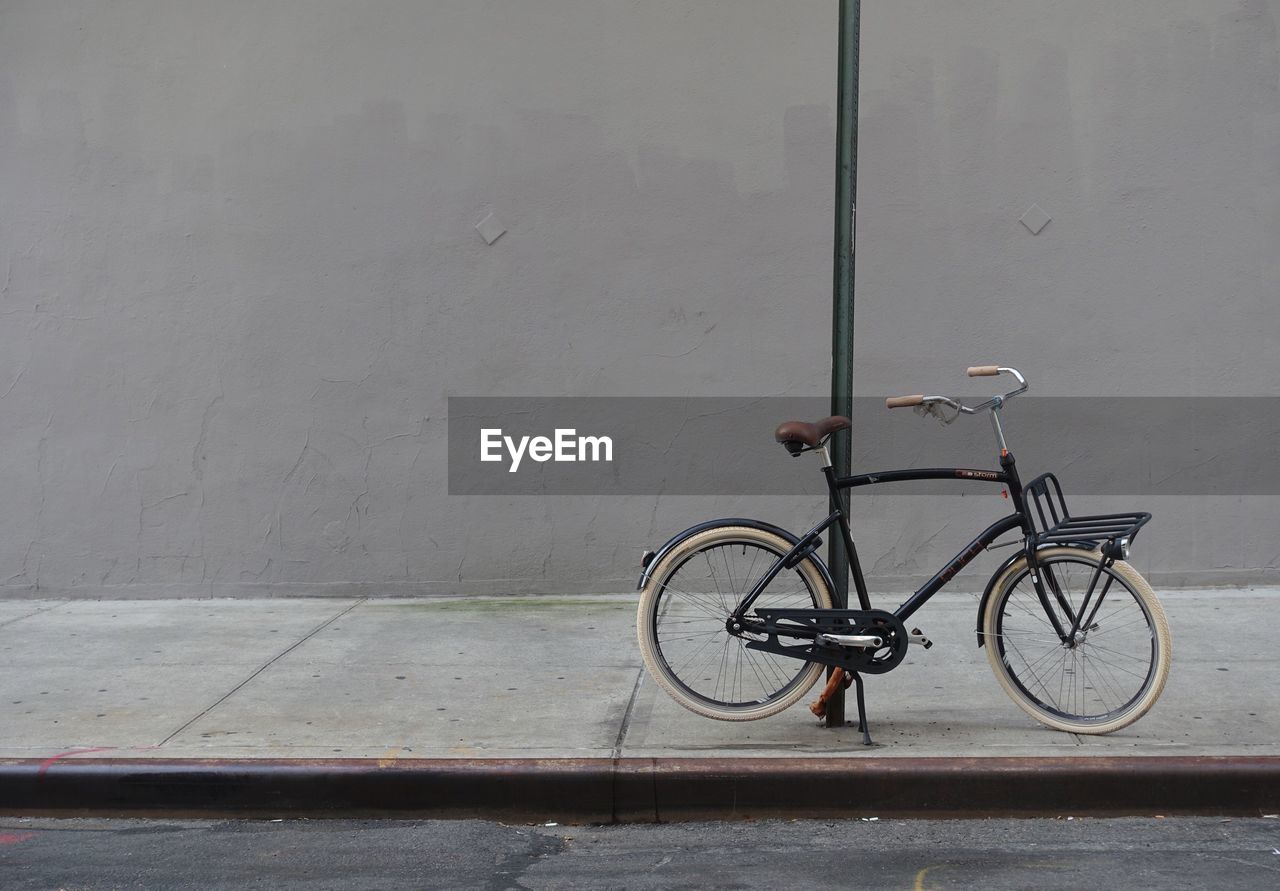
<box><xmin>635</xmin><ymin>366</ymin><xmax>1171</xmax><ymax>743</ymax></box>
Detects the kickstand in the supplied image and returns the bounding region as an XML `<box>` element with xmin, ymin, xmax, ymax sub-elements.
<box><xmin>850</xmin><ymin>671</ymin><xmax>873</xmax><ymax>746</ymax></box>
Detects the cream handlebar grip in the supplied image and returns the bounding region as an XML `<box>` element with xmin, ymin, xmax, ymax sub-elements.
<box><xmin>885</xmin><ymin>394</ymin><xmax>925</xmax><ymax>409</ymax></box>
<box><xmin>966</xmin><ymin>365</ymin><xmax>1000</xmax><ymax>377</ymax></box>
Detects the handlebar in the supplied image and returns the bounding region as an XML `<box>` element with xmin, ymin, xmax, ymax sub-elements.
<box><xmin>885</xmin><ymin>394</ymin><xmax>924</xmax><ymax>408</ymax></box>
<box><xmin>885</xmin><ymin>366</ymin><xmax>1028</xmax><ymax>413</ymax></box>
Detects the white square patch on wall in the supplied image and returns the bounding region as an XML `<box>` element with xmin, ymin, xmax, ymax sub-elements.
<box><xmin>1019</xmin><ymin>203</ymin><xmax>1051</xmax><ymax>235</ymax></box>
<box><xmin>475</xmin><ymin>213</ymin><xmax>507</xmax><ymax>245</ymax></box>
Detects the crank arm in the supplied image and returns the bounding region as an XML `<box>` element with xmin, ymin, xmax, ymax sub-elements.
<box><xmin>817</xmin><ymin>632</ymin><xmax>884</xmax><ymax>648</ymax></box>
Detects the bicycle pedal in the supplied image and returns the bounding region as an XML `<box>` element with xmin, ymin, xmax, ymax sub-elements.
<box><xmin>909</xmin><ymin>628</ymin><xmax>933</xmax><ymax>649</ymax></box>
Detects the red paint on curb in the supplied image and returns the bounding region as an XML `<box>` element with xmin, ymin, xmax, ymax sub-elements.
<box><xmin>37</xmin><ymin>748</ymin><xmax>115</xmax><ymax>778</ymax></box>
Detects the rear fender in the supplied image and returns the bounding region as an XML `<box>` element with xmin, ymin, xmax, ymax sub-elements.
<box><xmin>637</xmin><ymin>517</ymin><xmax>838</xmax><ymax>597</ymax></box>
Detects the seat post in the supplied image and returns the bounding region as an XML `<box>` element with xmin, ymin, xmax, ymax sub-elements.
<box><xmin>815</xmin><ymin>441</ymin><xmax>834</xmax><ymax>469</ymax></box>
<box><xmin>820</xmin><ymin>445</ymin><xmax>872</xmax><ymax>613</ymax></box>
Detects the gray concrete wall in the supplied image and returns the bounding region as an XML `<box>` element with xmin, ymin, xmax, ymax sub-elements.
<box><xmin>0</xmin><ymin>0</ymin><xmax>1276</xmax><ymax>597</ymax></box>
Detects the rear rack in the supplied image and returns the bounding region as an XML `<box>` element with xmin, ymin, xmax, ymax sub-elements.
<box><xmin>1023</xmin><ymin>472</ymin><xmax>1150</xmax><ymax>553</ymax></box>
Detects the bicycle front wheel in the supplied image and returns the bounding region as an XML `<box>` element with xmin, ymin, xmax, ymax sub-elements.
<box><xmin>637</xmin><ymin>525</ymin><xmax>834</xmax><ymax>721</ymax></box>
<box><xmin>982</xmin><ymin>546</ymin><xmax>1171</xmax><ymax>734</ymax></box>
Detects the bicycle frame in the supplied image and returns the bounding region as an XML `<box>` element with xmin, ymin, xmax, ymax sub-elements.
<box><xmin>729</xmin><ymin>446</ymin><xmax>1066</xmax><ymax>636</ymax></box>
<box><xmin>639</xmin><ymin>367</ymin><xmax>1149</xmax><ymax>651</ymax></box>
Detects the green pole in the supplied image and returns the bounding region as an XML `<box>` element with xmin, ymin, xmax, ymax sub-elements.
<box><xmin>827</xmin><ymin>0</ymin><xmax>860</xmax><ymax>729</ymax></box>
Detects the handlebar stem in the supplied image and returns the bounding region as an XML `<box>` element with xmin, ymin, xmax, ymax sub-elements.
<box><xmin>990</xmin><ymin>405</ymin><xmax>1008</xmax><ymax>454</ymax></box>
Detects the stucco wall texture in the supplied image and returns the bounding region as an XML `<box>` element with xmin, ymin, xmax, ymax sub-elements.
<box><xmin>1</xmin><ymin>1</ymin><xmax>1277</xmax><ymax>596</ymax></box>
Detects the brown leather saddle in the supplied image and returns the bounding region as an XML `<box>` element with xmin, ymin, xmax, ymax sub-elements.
<box><xmin>773</xmin><ymin>415</ymin><xmax>851</xmax><ymax>448</ymax></box>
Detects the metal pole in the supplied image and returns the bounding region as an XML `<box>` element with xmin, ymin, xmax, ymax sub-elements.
<box><xmin>826</xmin><ymin>0</ymin><xmax>860</xmax><ymax>729</ymax></box>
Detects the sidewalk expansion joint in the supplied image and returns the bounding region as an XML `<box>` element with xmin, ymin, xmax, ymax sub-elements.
<box><xmin>157</xmin><ymin>597</ymin><xmax>368</xmax><ymax>746</ymax></box>
<box><xmin>0</xmin><ymin>600</ymin><xmax>72</xmax><ymax>630</ymax></box>
<box><xmin>610</xmin><ymin>668</ymin><xmax>645</xmax><ymax>760</ymax></box>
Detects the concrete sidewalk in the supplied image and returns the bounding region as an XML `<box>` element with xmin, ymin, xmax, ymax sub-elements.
<box><xmin>2</xmin><ymin>590</ymin><xmax>1278</xmax><ymax>820</ymax></box>
<box><xmin>1</xmin><ymin>589</ymin><xmax>1274</xmax><ymax>761</ymax></box>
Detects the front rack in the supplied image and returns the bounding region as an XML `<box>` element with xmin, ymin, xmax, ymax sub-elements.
<box><xmin>1023</xmin><ymin>472</ymin><xmax>1150</xmax><ymax>553</ymax></box>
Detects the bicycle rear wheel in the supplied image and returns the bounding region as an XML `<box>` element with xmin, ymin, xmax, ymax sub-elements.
<box><xmin>637</xmin><ymin>525</ymin><xmax>834</xmax><ymax>721</ymax></box>
<box><xmin>982</xmin><ymin>546</ymin><xmax>1171</xmax><ymax>734</ymax></box>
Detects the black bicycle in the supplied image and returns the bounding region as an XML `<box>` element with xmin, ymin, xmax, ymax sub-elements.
<box><xmin>635</xmin><ymin>366</ymin><xmax>1170</xmax><ymax>741</ymax></box>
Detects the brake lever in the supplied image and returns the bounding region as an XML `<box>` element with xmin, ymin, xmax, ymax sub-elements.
<box><xmin>913</xmin><ymin>401</ymin><xmax>960</xmax><ymax>425</ymax></box>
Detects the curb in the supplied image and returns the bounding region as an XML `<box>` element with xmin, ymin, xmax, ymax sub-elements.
<box><xmin>2</xmin><ymin>756</ymin><xmax>1277</xmax><ymax>822</ymax></box>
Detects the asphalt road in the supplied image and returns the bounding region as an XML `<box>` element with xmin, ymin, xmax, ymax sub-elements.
<box><xmin>2</xmin><ymin>816</ymin><xmax>1279</xmax><ymax>889</ymax></box>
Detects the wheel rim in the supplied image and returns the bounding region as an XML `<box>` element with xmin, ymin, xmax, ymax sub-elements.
<box><xmin>994</xmin><ymin>555</ymin><xmax>1159</xmax><ymax>725</ymax></box>
<box><xmin>650</xmin><ymin>539</ymin><xmax>822</xmax><ymax>710</ymax></box>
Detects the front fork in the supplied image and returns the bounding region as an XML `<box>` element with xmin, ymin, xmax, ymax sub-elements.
<box><xmin>1024</xmin><ymin>544</ymin><xmax>1115</xmax><ymax>646</ymax></box>
<box><xmin>1003</xmin><ymin>449</ymin><xmax>1110</xmax><ymax>647</ymax></box>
